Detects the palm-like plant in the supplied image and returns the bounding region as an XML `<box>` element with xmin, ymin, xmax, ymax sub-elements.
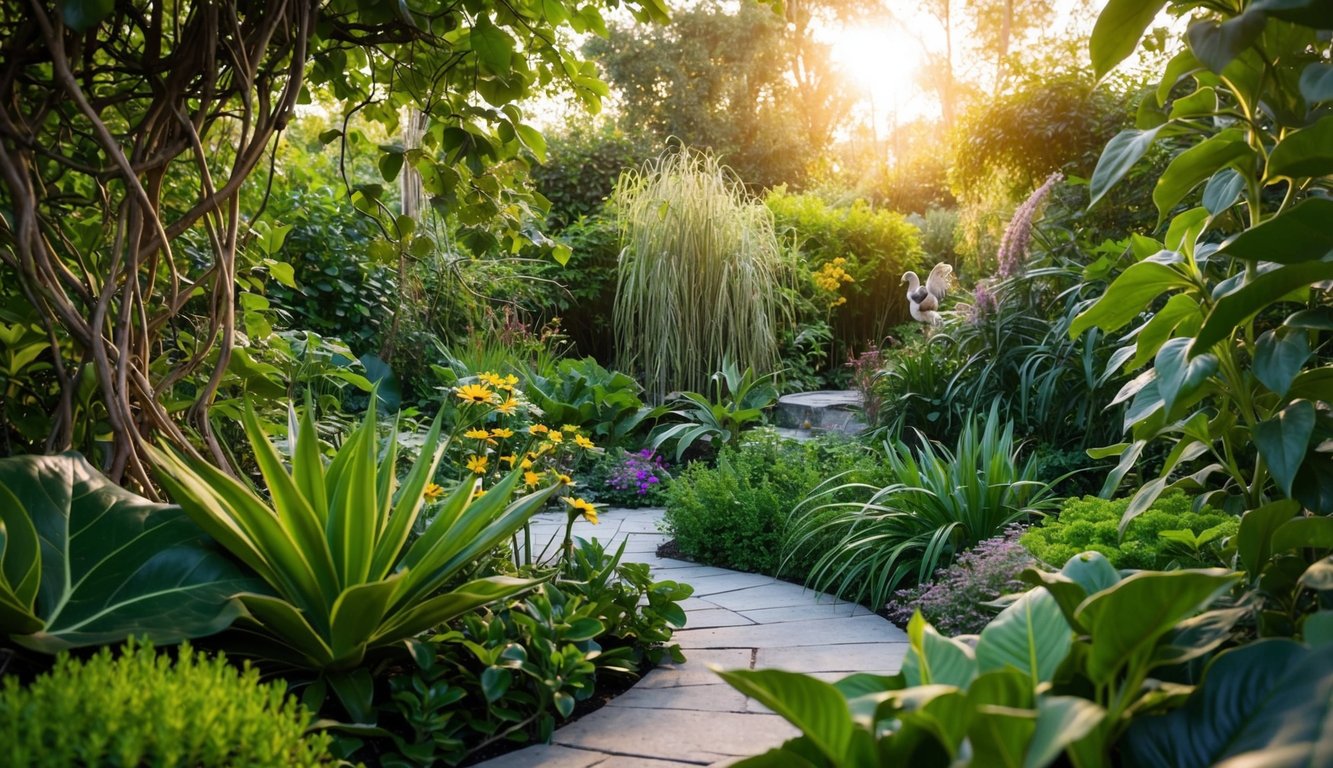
<box><xmin>150</xmin><ymin>404</ymin><xmax>559</xmax><ymax>671</ymax></box>
<box><xmin>649</xmin><ymin>360</ymin><xmax>778</xmax><ymax>461</ymax></box>
<box><xmin>783</xmin><ymin>403</ymin><xmax>1055</xmax><ymax>609</ymax></box>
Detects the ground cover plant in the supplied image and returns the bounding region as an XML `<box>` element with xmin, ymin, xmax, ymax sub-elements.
<box><xmin>885</xmin><ymin>527</ymin><xmax>1035</xmax><ymax>636</ymax></box>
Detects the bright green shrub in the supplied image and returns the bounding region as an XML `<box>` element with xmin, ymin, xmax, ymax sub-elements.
<box><xmin>0</xmin><ymin>640</ymin><xmax>333</xmax><ymax>767</ymax></box>
<box><xmin>664</xmin><ymin>431</ymin><xmax>888</xmax><ymax>576</ymax></box>
<box><xmin>1021</xmin><ymin>492</ymin><xmax>1238</xmax><ymax>570</ymax></box>
<box><xmin>764</xmin><ymin>188</ymin><xmax>923</xmax><ymax>360</ymax></box>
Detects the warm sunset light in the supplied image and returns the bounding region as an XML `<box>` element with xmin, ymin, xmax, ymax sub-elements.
<box><xmin>828</xmin><ymin>21</ymin><xmax>925</xmax><ymax>117</ymax></box>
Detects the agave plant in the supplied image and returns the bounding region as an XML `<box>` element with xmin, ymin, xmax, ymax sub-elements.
<box><xmin>784</xmin><ymin>403</ymin><xmax>1055</xmax><ymax>609</ymax></box>
<box><xmin>150</xmin><ymin>404</ymin><xmax>560</xmax><ymax>671</ymax></box>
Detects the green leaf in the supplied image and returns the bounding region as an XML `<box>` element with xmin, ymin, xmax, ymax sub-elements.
<box><xmin>1026</xmin><ymin>696</ymin><xmax>1106</xmax><ymax>768</ymax></box>
<box><xmin>1090</xmin><ymin>0</ymin><xmax>1170</xmax><ymax>78</ymax></box>
<box><xmin>716</xmin><ymin>669</ymin><xmax>856</xmax><ymax>764</ymax></box>
<box><xmin>1075</xmin><ymin>569</ymin><xmax>1240</xmax><ymax>685</ymax></box>
<box><xmin>904</xmin><ymin>611</ymin><xmax>978</xmax><ymax>688</ymax></box>
<box><xmin>1305</xmin><ymin>611</ymin><xmax>1333</xmax><ymax>647</ymax></box>
<box><xmin>1070</xmin><ymin>261</ymin><xmax>1194</xmax><ymax>337</ymax></box>
<box><xmin>265</xmin><ymin>260</ymin><xmax>298</xmax><ymax>289</ymax></box>
<box><xmin>1300</xmin><ymin>63</ymin><xmax>1333</xmax><ymax>104</ymax></box>
<box><xmin>1186</xmin><ymin>11</ymin><xmax>1267</xmax><ymax>74</ymax></box>
<box><xmin>1268</xmin><ymin>115</ymin><xmax>1333</xmax><ymax>179</ymax></box>
<box><xmin>1195</xmin><ymin>261</ymin><xmax>1333</xmax><ymax>352</ymax></box>
<box><xmin>1202</xmin><ymin>168</ymin><xmax>1245</xmax><ymax>215</ymax></box>
<box><xmin>1153</xmin><ymin>129</ymin><xmax>1253</xmax><ymax>220</ymax></box>
<box><xmin>1271</xmin><ymin>516</ymin><xmax>1333</xmax><ymax>554</ymax></box>
<box><xmin>1237</xmin><ymin>500</ymin><xmax>1301</xmax><ymax>577</ymax></box>
<box><xmin>976</xmin><ymin>588</ymin><xmax>1072</xmax><ymax>686</ymax></box>
<box><xmin>481</xmin><ymin>666</ymin><xmax>511</xmax><ymax>703</ymax></box>
<box><xmin>1254</xmin><ymin>328</ymin><xmax>1311</xmax><ymax>397</ymax></box>
<box><xmin>1251</xmin><ymin>0</ymin><xmax>1333</xmax><ymax>28</ymax></box>
<box><xmin>0</xmin><ymin>453</ymin><xmax>255</xmax><ymax>652</ymax></box>
<box><xmin>1121</xmin><ymin>639</ymin><xmax>1333</xmax><ymax>768</ymax></box>
<box><xmin>1154</xmin><ymin>337</ymin><xmax>1218</xmax><ymax>415</ymax></box>
<box><xmin>1218</xmin><ymin>198</ymin><xmax>1333</xmax><ymax>264</ymax></box>
<box><xmin>1255</xmin><ymin>401</ymin><xmax>1316</xmax><ymax>498</ymax></box>
<box><xmin>1170</xmin><ymin>86</ymin><xmax>1219</xmax><ymax>119</ymax></box>
<box><xmin>378</xmin><ymin>151</ymin><xmax>404</xmax><ymax>183</ymax></box>
<box><xmin>1090</xmin><ymin>127</ymin><xmax>1163</xmax><ymax>207</ymax></box>
<box><xmin>60</xmin><ymin>0</ymin><xmax>113</xmax><ymax>32</ymax></box>
<box><xmin>470</xmin><ymin>16</ymin><xmax>514</xmax><ymax>75</ymax></box>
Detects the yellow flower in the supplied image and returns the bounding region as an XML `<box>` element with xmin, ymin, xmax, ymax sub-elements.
<box><xmin>423</xmin><ymin>482</ymin><xmax>445</xmax><ymax>500</ymax></box>
<box><xmin>502</xmin><ymin>374</ymin><xmax>519</xmax><ymax>390</ymax></box>
<box><xmin>465</xmin><ymin>428</ymin><xmax>491</xmax><ymax>440</ymax></box>
<box><xmin>466</xmin><ymin>455</ymin><xmax>489</xmax><ymax>474</ymax></box>
<box><xmin>456</xmin><ymin>383</ymin><xmax>496</xmax><ymax>405</ymax></box>
<box><xmin>524</xmin><ymin>470</ymin><xmax>543</xmax><ymax>487</ymax></box>
<box><xmin>563</xmin><ymin>496</ymin><xmax>600</xmax><ymax>525</ymax></box>
<box><xmin>495</xmin><ymin>398</ymin><xmax>520</xmax><ymax>415</ymax></box>
<box><xmin>574</xmin><ymin>434</ymin><xmax>595</xmax><ymax>450</ymax></box>
<box><xmin>521</xmin><ymin>457</ymin><xmax>535</xmax><ymax>469</ymax></box>
<box><xmin>491</xmin><ymin>427</ymin><xmax>514</xmax><ymax>439</ymax></box>
<box><xmin>546</xmin><ymin>431</ymin><xmax>564</xmax><ymax>445</ymax></box>
<box><xmin>500</xmin><ymin>454</ymin><xmax>518</xmax><ymax>467</ymax></box>
<box><xmin>556</xmin><ymin>473</ymin><xmax>574</xmax><ymax>486</ymax></box>
<box><xmin>561</xmin><ymin>424</ymin><xmax>580</xmax><ymax>433</ymax></box>
<box><xmin>479</xmin><ymin>372</ymin><xmax>507</xmax><ymax>388</ymax></box>
<box><xmin>528</xmin><ymin>424</ymin><xmax>549</xmax><ymax>435</ymax></box>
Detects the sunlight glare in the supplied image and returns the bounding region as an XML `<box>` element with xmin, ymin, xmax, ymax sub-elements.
<box><xmin>829</xmin><ymin>22</ymin><xmax>922</xmax><ymax>109</ymax></box>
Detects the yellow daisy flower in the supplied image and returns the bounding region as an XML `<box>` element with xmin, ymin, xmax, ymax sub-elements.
<box><xmin>495</xmin><ymin>398</ymin><xmax>520</xmax><ymax>415</ymax></box>
<box><xmin>491</xmin><ymin>427</ymin><xmax>514</xmax><ymax>439</ymax></box>
<box><xmin>524</xmin><ymin>470</ymin><xmax>544</xmax><ymax>487</ymax></box>
<box><xmin>574</xmin><ymin>434</ymin><xmax>595</xmax><ymax>450</ymax></box>
<box><xmin>563</xmin><ymin>496</ymin><xmax>600</xmax><ymax>525</ymax></box>
<box><xmin>500</xmin><ymin>454</ymin><xmax>518</xmax><ymax>468</ymax></box>
<box><xmin>528</xmin><ymin>424</ymin><xmax>549</xmax><ymax>435</ymax></box>
<box><xmin>561</xmin><ymin>424</ymin><xmax>580</xmax><ymax>433</ymax></box>
<box><xmin>464</xmin><ymin>428</ymin><xmax>491</xmax><ymax>440</ymax></box>
<box><xmin>466</xmin><ymin>455</ymin><xmax>489</xmax><ymax>474</ymax></box>
<box><xmin>479</xmin><ymin>372</ymin><xmax>507</xmax><ymax>388</ymax></box>
<box><xmin>521</xmin><ymin>457</ymin><xmax>535</xmax><ymax>470</ymax></box>
<box><xmin>556</xmin><ymin>473</ymin><xmax>574</xmax><ymax>486</ymax></box>
<box><xmin>423</xmin><ymin>482</ymin><xmax>445</xmax><ymax>500</ymax></box>
<box><xmin>456</xmin><ymin>383</ymin><xmax>496</xmax><ymax>405</ymax></box>
<box><xmin>546</xmin><ymin>431</ymin><xmax>564</xmax><ymax>445</ymax></box>
<box><xmin>502</xmin><ymin>374</ymin><xmax>519</xmax><ymax>390</ymax></box>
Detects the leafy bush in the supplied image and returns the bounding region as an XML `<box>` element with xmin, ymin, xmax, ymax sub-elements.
<box><xmin>523</xmin><ymin>357</ymin><xmax>651</xmax><ymax>447</ymax></box>
<box><xmin>886</xmin><ymin>527</ymin><xmax>1035</xmax><ymax>636</ymax></box>
<box><xmin>787</xmin><ymin>404</ymin><xmax>1056</xmax><ymax>608</ymax></box>
<box><xmin>906</xmin><ymin>206</ymin><xmax>959</xmax><ymax>265</ymax></box>
<box><xmin>372</xmin><ymin>538</ymin><xmax>690</xmax><ymax>765</ymax></box>
<box><xmin>1</xmin><ymin>640</ymin><xmax>333</xmax><ymax>767</ymax></box>
<box><xmin>664</xmin><ymin>430</ymin><xmax>887</xmax><ymax>576</ymax></box>
<box><xmin>765</xmin><ymin>188</ymin><xmax>924</xmax><ymax>363</ymax></box>
<box><xmin>532</xmin><ymin>124</ymin><xmax>649</xmax><ymax>230</ymax></box>
<box><xmin>1021</xmin><ymin>492</ymin><xmax>1238</xmax><ymax>571</ymax></box>
<box><xmin>649</xmin><ymin>360</ymin><xmax>778</xmax><ymax>462</ymax></box>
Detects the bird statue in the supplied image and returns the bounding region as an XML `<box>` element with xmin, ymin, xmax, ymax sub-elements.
<box><xmin>901</xmin><ymin>263</ymin><xmax>953</xmax><ymax>326</ymax></box>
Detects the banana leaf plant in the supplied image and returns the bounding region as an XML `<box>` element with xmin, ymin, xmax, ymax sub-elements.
<box><xmin>0</xmin><ymin>453</ymin><xmax>255</xmax><ymax>652</ymax></box>
<box><xmin>149</xmin><ymin>403</ymin><xmax>560</xmax><ymax>671</ymax></box>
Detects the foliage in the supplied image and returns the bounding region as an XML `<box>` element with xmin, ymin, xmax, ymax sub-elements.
<box><xmin>582</xmin><ymin>448</ymin><xmax>673</xmax><ymax>508</ymax></box>
<box><xmin>786</xmin><ymin>404</ymin><xmax>1056</xmax><ymax>608</ymax></box>
<box><xmin>523</xmin><ymin>358</ymin><xmax>652</xmax><ymax>447</ymax></box>
<box><xmin>0</xmin><ymin>453</ymin><xmax>254</xmax><ymax>652</ymax></box>
<box><xmin>370</xmin><ymin>538</ymin><xmax>690</xmax><ymax>765</ymax></box>
<box><xmin>614</xmin><ymin>148</ymin><xmax>793</xmax><ymax>399</ymax></box>
<box><xmin>589</xmin><ymin>0</ymin><xmax>850</xmax><ymax>189</ymax></box>
<box><xmin>906</xmin><ymin>207</ymin><xmax>961</xmax><ymax>265</ymax></box>
<box><xmin>664</xmin><ymin>430</ymin><xmax>888</xmax><ymax>576</ymax></box>
<box><xmin>532</xmin><ymin>124</ymin><xmax>650</xmax><ymax>230</ymax></box>
<box><xmin>886</xmin><ymin>527</ymin><xmax>1035</xmax><ymax>636</ymax></box>
<box><xmin>150</xmin><ymin>400</ymin><xmax>559</xmax><ymax>671</ymax></box>
<box><xmin>649</xmin><ymin>361</ymin><xmax>779</xmax><ymax>462</ymax></box>
<box><xmin>0</xmin><ymin>640</ymin><xmax>334</xmax><ymax>767</ymax></box>
<box><xmin>1076</xmin><ymin>0</ymin><xmax>1333</xmax><ymax>519</ymax></box>
<box><xmin>765</xmin><ymin>188</ymin><xmax>925</xmax><ymax>363</ymax></box>
<box><xmin>1022</xmin><ymin>492</ymin><xmax>1238</xmax><ymax>571</ymax></box>
<box><xmin>0</xmin><ymin>0</ymin><xmax>668</xmax><ymax>485</ymax></box>
<box><xmin>531</xmin><ymin>211</ymin><xmax>623</xmax><ymax>361</ymax></box>
<box><xmin>719</xmin><ymin>554</ymin><xmax>1281</xmax><ymax>768</ymax></box>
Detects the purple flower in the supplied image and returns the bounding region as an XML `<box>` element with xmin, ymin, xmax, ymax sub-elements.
<box><xmin>996</xmin><ymin>172</ymin><xmax>1062</xmax><ymax>278</ymax></box>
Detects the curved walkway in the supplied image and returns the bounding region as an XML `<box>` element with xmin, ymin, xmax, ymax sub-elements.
<box><xmin>477</xmin><ymin>506</ymin><xmax>909</xmax><ymax>768</ymax></box>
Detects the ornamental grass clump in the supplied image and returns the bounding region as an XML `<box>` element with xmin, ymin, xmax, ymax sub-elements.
<box><xmin>613</xmin><ymin>148</ymin><xmax>792</xmax><ymax>401</ymax></box>
<box><xmin>0</xmin><ymin>640</ymin><xmax>334</xmax><ymax>767</ymax></box>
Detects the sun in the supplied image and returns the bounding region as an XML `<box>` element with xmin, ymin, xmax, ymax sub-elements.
<box><xmin>828</xmin><ymin>21</ymin><xmax>926</xmax><ymax>117</ymax></box>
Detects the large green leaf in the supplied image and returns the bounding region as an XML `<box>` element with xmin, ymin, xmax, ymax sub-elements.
<box><xmin>903</xmin><ymin>611</ymin><xmax>978</xmax><ymax>688</ymax></box>
<box><xmin>1070</xmin><ymin>261</ymin><xmax>1194</xmax><ymax>338</ymax></box>
<box><xmin>1268</xmin><ymin>115</ymin><xmax>1333</xmax><ymax>178</ymax></box>
<box><xmin>1122</xmin><ymin>639</ymin><xmax>1333</xmax><ymax>768</ymax></box>
<box><xmin>976</xmin><ymin>588</ymin><xmax>1072</xmax><ymax>686</ymax></box>
<box><xmin>1089</xmin><ymin>126</ymin><xmax>1164</xmax><ymax>207</ymax></box>
<box><xmin>0</xmin><ymin>453</ymin><xmax>254</xmax><ymax>652</ymax></box>
<box><xmin>1187</xmin><ymin>11</ymin><xmax>1267</xmax><ymax>74</ymax></box>
<box><xmin>1301</xmin><ymin>62</ymin><xmax>1333</xmax><ymax>103</ymax></box>
<box><xmin>1254</xmin><ymin>328</ymin><xmax>1312</xmax><ymax>397</ymax></box>
<box><xmin>1194</xmin><ymin>261</ymin><xmax>1333</xmax><ymax>353</ymax></box>
<box><xmin>1153</xmin><ymin>337</ymin><xmax>1219</xmax><ymax>416</ymax></box>
<box><xmin>1026</xmin><ymin>696</ymin><xmax>1106</xmax><ymax>768</ymax></box>
<box><xmin>1090</xmin><ymin>0</ymin><xmax>1170</xmax><ymax>78</ymax></box>
<box><xmin>1237</xmin><ymin>500</ymin><xmax>1301</xmax><ymax>577</ymax></box>
<box><xmin>1254</xmin><ymin>400</ymin><xmax>1317</xmax><ymax>498</ymax></box>
<box><xmin>1153</xmin><ymin>129</ymin><xmax>1253</xmax><ymax>219</ymax></box>
<box><xmin>1217</xmin><ymin>197</ymin><xmax>1333</xmax><ymax>264</ymax></box>
<box><xmin>717</xmin><ymin>669</ymin><xmax>858</xmax><ymax>764</ymax></box>
<box><xmin>1075</xmin><ymin>569</ymin><xmax>1240</xmax><ymax>684</ymax></box>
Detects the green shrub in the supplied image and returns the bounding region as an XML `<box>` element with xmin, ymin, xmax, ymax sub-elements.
<box><xmin>664</xmin><ymin>430</ymin><xmax>888</xmax><ymax>576</ymax></box>
<box><xmin>0</xmin><ymin>640</ymin><xmax>333</xmax><ymax>767</ymax></box>
<box><xmin>1021</xmin><ymin>492</ymin><xmax>1238</xmax><ymax>570</ymax></box>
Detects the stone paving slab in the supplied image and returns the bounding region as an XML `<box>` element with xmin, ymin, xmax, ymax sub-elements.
<box><xmin>475</xmin><ymin>507</ymin><xmax>908</xmax><ymax>768</ymax></box>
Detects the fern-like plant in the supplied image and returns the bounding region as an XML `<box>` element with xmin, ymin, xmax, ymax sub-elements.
<box><xmin>613</xmin><ymin>147</ymin><xmax>792</xmax><ymax>401</ymax></box>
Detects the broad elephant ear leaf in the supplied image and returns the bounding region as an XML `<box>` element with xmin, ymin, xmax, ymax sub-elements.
<box><xmin>0</xmin><ymin>452</ymin><xmax>257</xmax><ymax>652</ymax></box>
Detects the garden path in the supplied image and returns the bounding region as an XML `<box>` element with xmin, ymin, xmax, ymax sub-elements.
<box><xmin>475</xmin><ymin>506</ymin><xmax>909</xmax><ymax>768</ymax></box>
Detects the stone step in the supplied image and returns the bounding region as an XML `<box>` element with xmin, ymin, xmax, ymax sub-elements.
<box><xmin>773</xmin><ymin>390</ymin><xmax>866</xmax><ymax>435</ymax></box>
